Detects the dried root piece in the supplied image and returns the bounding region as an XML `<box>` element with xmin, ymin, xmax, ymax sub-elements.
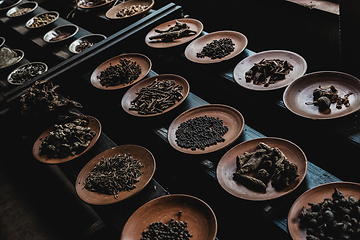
<box><xmin>149</xmin><ymin>20</ymin><xmax>197</xmax><ymax>42</ymax></box>
<box><xmin>233</xmin><ymin>173</ymin><xmax>267</xmax><ymax>192</ymax></box>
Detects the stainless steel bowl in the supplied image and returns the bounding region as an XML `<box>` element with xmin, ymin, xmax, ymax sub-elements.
<box><xmin>43</xmin><ymin>24</ymin><xmax>79</xmax><ymax>43</ymax></box>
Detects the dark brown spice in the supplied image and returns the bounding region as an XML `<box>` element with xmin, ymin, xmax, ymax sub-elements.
<box><xmin>196</xmin><ymin>38</ymin><xmax>235</xmax><ymax>59</ymax></box>
<box><xmin>149</xmin><ymin>20</ymin><xmax>197</xmax><ymax>42</ymax></box>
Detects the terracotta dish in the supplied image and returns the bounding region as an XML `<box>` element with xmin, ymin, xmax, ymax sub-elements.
<box><xmin>32</xmin><ymin>115</ymin><xmax>101</xmax><ymax>164</ymax></box>
<box><xmin>184</xmin><ymin>30</ymin><xmax>247</xmax><ymax>64</ymax></box>
<box><xmin>145</xmin><ymin>18</ymin><xmax>203</xmax><ymax>48</ymax></box>
<box><xmin>167</xmin><ymin>104</ymin><xmax>245</xmax><ymax>154</ymax></box>
<box><xmin>77</xmin><ymin>0</ymin><xmax>114</xmax><ymax>9</ymax></box>
<box><xmin>0</xmin><ymin>0</ymin><xmax>21</xmax><ymax>10</ymax></box>
<box><xmin>90</xmin><ymin>52</ymin><xmax>152</xmax><ymax>90</ymax></box>
<box><xmin>216</xmin><ymin>137</ymin><xmax>307</xmax><ymax>201</ymax></box>
<box><xmin>288</xmin><ymin>182</ymin><xmax>360</xmax><ymax>240</ymax></box>
<box><xmin>68</xmin><ymin>34</ymin><xmax>106</xmax><ymax>54</ymax></box>
<box><xmin>121</xmin><ymin>194</ymin><xmax>217</xmax><ymax>240</ymax></box>
<box><xmin>121</xmin><ymin>74</ymin><xmax>190</xmax><ymax>117</ymax></box>
<box><xmin>43</xmin><ymin>24</ymin><xmax>79</xmax><ymax>43</ymax></box>
<box><xmin>105</xmin><ymin>0</ymin><xmax>154</xmax><ymax>20</ymax></box>
<box><xmin>6</xmin><ymin>1</ymin><xmax>37</xmax><ymax>18</ymax></box>
<box><xmin>283</xmin><ymin>71</ymin><xmax>360</xmax><ymax>120</ymax></box>
<box><xmin>233</xmin><ymin>50</ymin><xmax>307</xmax><ymax>91</ymax></box>
<box><xmin>25</xmin><ymin>11</ymin><xmax>59</xmax><ymax>29</ymax></box>
<box><xmin>75</xmin><ymin>144</ymin><xmax>156</xmax><ymax>205</ymax></box>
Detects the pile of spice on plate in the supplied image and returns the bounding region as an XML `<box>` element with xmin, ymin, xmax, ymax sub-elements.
<box><xmin>141</xmin><ymin>218</ymin><xmax>193</xmax><ymax>240</ymax></box>
<box><xmin>10</xmin><ymin>7</ymin><xmax>33</xmax><ymax>17</ymax></box>
<box><xmin>116</xmin><ymin>4</ymin><xmax>148</xmax><ymax>18</ymax></box>
<box><xmin>0</xmin><ymin>47</ymin><xmax>20</xmax><ymax>68</ymax></box>
<box><xmin>196</xmin><ymin>38</ymin><xmax>235</xmax><ymax>59</ymax></box>
<box><xmin>8</xmin><ymin>63</ymin><xmax>47</xmax><ymax>85</ymax></box>
<box><xmin>28</xmin><ymin>13</ymin><xmax>57</xmax><ymax>28</ymax></box>
<box><xmin>75</xmin><ymin>40</ymin><xmax>94</xmax><ymax>53</ymax></box>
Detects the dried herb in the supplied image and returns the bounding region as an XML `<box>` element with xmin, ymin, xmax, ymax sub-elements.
<box><xmin>98</xmin><ymin>58</ymin><xmax>141</xmax><ymax>87</ymax></box>
<box><xmin>9</xmin><ymin>63</ymin><xmax>46</xmax><ymax>85</ymax></box>
<box><xmin>245</xmin><ymin>59</ymin><xmax>293</xmax><ymax>86</ymax></box>
<box><xmin>149</xmin><ymin>20</ymin><xmax>197</xmax><ymax>42</ymax></box>
<box><xmin>0</xmin><ymin>47</ymin><xmax>20</xmax><ymax>68</ymax></box>
<box><xmin>196</xmin><ymin>38</ymin><xmax>235</xmax><ymax>59</ymax></box>
<box><xmin>28</xmin><ymin>13</ymin><xmax>57</xmax><ymax>28</ymax></box>
<box><xmin>40</xmin><ymin>117</ymin><xmax>96</xmax><ymax>158</ymax></box>
<box><xmin>10</xmin><ymin>7</ymin><xmax>33</xmax><ymax>17</ymax></box>
<box><xmin>116</xmin><ymin>4</ymin><xmax>148</xmax><ymax>18</ymax></box>
<box><xmin>175</xmin><ymin>115</ymin><xmax>228</xmax><ymax>150</ymax></box>
<box><xmin>129</xmin><ymin>79</ymin><xmax>183</xmax><ymax>115</ymax></box>
<box><xmin>75</xmin><ymin>40</ymin><xmax>94</xmax><ymax>53</ymax></box>
<box><xmin>84</xmin><ymin>153</ymin><xmax>143</xmax><ymax>198</ymax></box>
<box><xmin>49</xmin><ymin>32</ymin><xmax>72</xmax><ymax>42</ymax></box>
<box><xmin>141</xmin><ymin>218</ymin><xmax>192</xmax><ymax>240</ymax></box>
<box><xmin>298</xmin><ymin>188</ymin><xmax>360</xmax><ymax>240</ymax></box>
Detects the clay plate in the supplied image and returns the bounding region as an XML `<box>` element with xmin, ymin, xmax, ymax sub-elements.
<box><xmin>0</xmin><ymin>49</ymin><xmax>24</xmax><ymax>69</ymax></box>
<box><xmin>25</xmin><ymin>11</ymin><xmax>59</xmax><ymax>29</ymax></box>
<box><xmin>77</xmin><ymin>0</ymin><xmax>114</xmax><ymax>9</ymax></box>
<box><xmin>105</xmin><ymin>0</ymin><xmax>154</xmax><ymax>20</ymax></box>
<box><xmin>0</xmin><ymin>0</ymin><xmax>21</xmax><ymax>10</ymax></box>
<box><xmin>7</xmin><ymin>62</ymin><xmax>48</xmax><ymax>85</ymax></box>
<box><xmin>32</xmin><ymin>115</ymin><xmax>102</xmax><ymax>164</ymax></box>
<box><xmin>6</xmin><ymin>1</ymin><xmax>38</xmax><ymax>18</ymax></box>
<box><xmin>288</xmin><ymin>182</ymin><xmax>360</xmax><ymax>240</ymax></box>
<box><xmin>90</xmin><ymin>53</ymin><xmax>151</xmax><ymax>90</ymax></box>
<box><xmin>68</xmin><ymin>34</ymin><xmax>106</xmax><ymax>54</ymax></box>
<box><xmin>184</xmin><ymin>30</ymin><xmax>248</xmax><ymax>64</ymax></box>
<box><xmin>283</xmin><ymin>71</ymin><xmax>360</xmax><ymax>120</ymax></box>
<box><xmin>233</xmin><ymin>50</ymin><xmax>307</xmax><ymax>91</ymax></box>
<box><xmin>43</xmin><ymin>24</ymin><xmax>79</xmax><ymax>43</ymax></box>
<box><xmin>75</xmin><ymin>144</ymin><xmax>156</xmax><ymax>205</ymax></box>
<box><xmin>167</xmin><ymin>104</ymin><xmax>245</xmax><ymax>154</ymax></box>
<box><xmin>145</xmin><ymin>18</ymin><xmax>203</xmax><ymax>48</ymax></box>
<box><xmin>216</xmin><ymin>137</ymin><xmax>307</xmax><ymax>201</ymax></box>
<box><xmin>121</xmin><ymin>194</ymin><xmax>217</xmax><ymax>240</ymax></box>
<box><xmin>121</xmin><ymin>74</ymin><xmax>190</xmax><ymax>117</ymax></box>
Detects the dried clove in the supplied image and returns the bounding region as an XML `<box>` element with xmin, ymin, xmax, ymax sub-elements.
<box><xmin>196</xmin><ymin>38</ymin><xmax>235</xmax><ymax>60</ymax></box>
<box><xmin>141</xmin><ymin>218</ymin><xmax>192</xmax><ymax>240</ymax></box>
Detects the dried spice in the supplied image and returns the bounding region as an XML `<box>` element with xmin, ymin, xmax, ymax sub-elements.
<box><xmin>84</xmin><ymin>153</ymin><xmax>143</xmax><ymax>198</ymax></box>
<box><xmin>298</xmin><ymin>188</ymin><xmax>360</xmax><ymax>240</ymax></box>
<box><xmin>196</xmin><ymin>38</ymin><xmax>235</xmax><ymax>59</ymax></box>
<box><xmin>39</xmin><ymin>117</ymin><xmax>96</xmax><ymax>158</ymax></box>
<box><xmin>9</xmin><ymin>63</ymin><xmax>47</xmax><ymax>85</ymax></box>
<box><xmin>245</xmin><ymin>59</ymin><xmax>293</xmax><ymax>86</ymax></box>
<box><xmin>141</xmin><ymin>218</ymin><xmax>192</xmax><ymax>240</ymax></box>
<box><xmin>0</xmin><ymin>47</ymin><xmax>20</xmax><ymax>68</ymax></box>
<box><xmin>75</xmin><ymin>40</ymin><xmax>94</xmax><ymax>53</ymax></box>
<box><xmin>10</xmin><ymin>8</ymin><xmax>33</xmax><ymax>17</ymax></box>
<box><xmin>306</xmin><ymin>85</ymin><xmax>353</xmax><ymax>111</ymax></box>
<box><xmin>233</xmin><ymin>142</ymin><xmax>299</xmax><ymax>192</ymax></box>
<box><xmin>149</xmin><ymin>20</ymin><xmax>197</xmax><ymax>42</ymax></box>
<box><xmin>28</xmin><ymin>13</ymin><xmax>57</xmax><ymax>28</ymax></box>
<box><xmin>175</xmin><ymin>115</ymin><xmax>228</xmax><ymax>150</ymax></box>
<box><xmin>116</xmin><ymin>4</ymin><xmax>148</xmax><ymax>18</ymax></box>
<box><xmin>98</xmin><ymin>58</ymin><xmax>141</xmax><ymax>87</ymax></box>
<box><xmin>78</xmin><ymin>0</ymin><xmax>106</xmax><ymax>7</ymax></box>
<box><xmin>49</xmin><ymin>32</ymin><xmax>72</xmax><ymax>42</ymax></box>
<box><xmin>129</xmin><ymin>79</ymin><xmax>183</xmax><ymax>115</ymax></box>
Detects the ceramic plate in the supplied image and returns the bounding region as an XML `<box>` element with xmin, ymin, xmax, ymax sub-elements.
<box><xmin>216</xmin><ymin>137</ymin><xmax>307</xmax><ymax>201</ymax></box>
<box><xmin>288</xmin><ymin>182</ymin><xmax>360</xmax><ymax>240</ymax></box>
<box><xmin>233</xmin><ymin>50</ymin><xmax>307</xmax><ymax>91</ymax></box>
<box><xmin>77</xmin><ymin>0</ymin><xmax>114</xmax><ymax>9</ymax></box>
<box><xmin>145</xmin><ymin>18</ymin><xmax>203</xmax><ymax>48</ymax></box>
<box><xmin>76</xmin><ymin>144</ymin><xmax>156</xmax><ymax>205</ymax></box>
<box><xmin>43</xmin><ymin>24</ymin><xmax>78</xmax><ymax>43</ymax></box>
<box><xmin>6</xmin><ymin>1</ymin><xmax>37</xmax><ymax>18</ymax></box>
<box><xmin>68</xmin><ymin>34</ymin><xmax>106</xmax><ymax>54</ymax></box>
<box><xmin>0</xmin><ymin>49</ymin><xmax>24</xmax><ymax>69</ymax></box>
<box><xmin>32</xmin><ymin>115</ymin><xmax>101</xmax><ymax>164</ymax></box>
<box><xmin>121</xmin><ymin>194</ymin><xmax>217</xmax><ymax>240</ymax></box>
<box><xmin>7</xmin><ymin>62</ymin><xmax>48</xmax><ymax>85</ymax></box>
<box><xmin>105</xmin><ymin>0</ymin><xmax>154</xmax><ymax>20</ymax></box>
<box><xmin>25</xmin><ymin>11</ymin><xmax>59</xmax><ymax>29</ymax></box>
<box><xmin>184</xmin><ymin>30</ymin><xmax>247</xmax><ymax>64</ymax></box>
<box><xmin>283</xmin><ymin>71</ymin><xmax>360</xmax><ymax>120</ymax></box>
<box><xmin>167</xmin><ymin>104</ymin><xmax>245</xmax><ymax>154</ymax></box>
<box><xmin>0</xmin><ymin>0</ymin><xmax>21</xmax><ymax>10</ymax></box>
<box><xmin>121</xmin><ymin>74</ymin><xmax>190</xmax><ymax>117</ymax></box>
<box><xmin>90</xmin><ymin>53</ymin><xmax>152</xmax><ymax>90</ymax></box>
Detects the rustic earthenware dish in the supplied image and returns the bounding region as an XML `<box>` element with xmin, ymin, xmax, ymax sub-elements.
<box><xmin>68</xmin><ymin>34</ymin><xmax>106</xmax><ymax>54</ymax></box>
<box><xmin>6</xmin><ymin>1</ymin><xmax>37</xmax><ymax>18</ymax></box>
<box><xmin>105</xmin><ymin>0</ymin><xmax>154</xmax><ymax>20</ymax></box>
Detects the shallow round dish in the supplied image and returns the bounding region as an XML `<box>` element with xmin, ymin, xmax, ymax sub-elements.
<box><xmin>0</xmin><ymin>37</ymin><xmax>5</xmax><ymax>48</ymax></box>
<box><xmin>121</xmin><ymin>74</ymin><xmax>190</xmax><ymax>117</ymax></box>
<box><xmin>77</xmin><ymin>0</ymin><xmax>115</xmax><ymax>9</ymax></box>
<box><xmin>216</xmin><ymin>137</ymin><xmax>307</xmax><ymax>201</ymax></box>
<box><xmin>288</xmin><ymin>182</ymin><xmax>360</xmax><ymax>240</ymax></box>
<box><xmin>90</xmin><ymin>52</ymin><xmax>152</xmax><ymax>90</ymax></box>
<box><xmin>167</xmin><ymin>104</ymin><xmax>245</xmax><ymax>154</ymax></box>
<box><xmin>25</xmin><ymin>11</ymin><xmax>59</xmax><ymax>29</ymax></box>
<box><xmin>0</xmin><ymin>49</ymin><xmax>24</xmax><ymax>69</ymax></box>
<box><xmin>0</xmin><ymin>0</ymin><xmax>21</xmax><ymax>10</ymax></box>
<box><xmin>184</xmin><ymin>30</ymin><xmax>247</xmax><ymax>64</ymax></box>
<box><xmin>233</xmin><ymin>50</ymin><xmax>307</xmax><ymax>91</ymax></box>
<box><xmin>106</xmin><ymin>0</ymin><xmax>154</xmax><ymax>20</ymax></box>
<box><xmin>32</xmin><ymin>115</ymin><xmax>102</xmax><ymax>164</ymax></box>
<box><xmin>43</xmin><ymin>24</ymin><xmax>79</xmax><ymax>43</ymax></box>
<box><xmin>6</xmin><ymin>1</ymin><xmax>37</xmax><ymax>18</ymax></box>
<box><xmin>145</xmin><ymin>18</ymin><xmax>203</xmax><ymax>48</ymax></box>
<box><xmin>283</xmin><ymin>71</ymin><xmax>360</xmax><ymax>120</ymax></box>
<box><xmin>121</xmin><ymin>194</ymin><xmax>217</xmax><ymax>240</ymax></box>
<box><xmin>68</xmin><ymin>34</ymin><xmax>106</xmax><ymax>54</ymax></box>
<box><xmin>7</xmin><ymin>61</ymin><xmax>48</xmax><ymax>85</ymax></box>
<box><xmin>76</xmin><ymin>144</ymin><xmax>156</xmax><ymax>205</ymax></box>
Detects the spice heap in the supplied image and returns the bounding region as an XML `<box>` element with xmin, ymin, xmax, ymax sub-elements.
<box><xmin>175</xmin><ymin>115</ymin><xmax>228</xmax><ymax>150</ymax></box>
<box><xmin>98</xmin><ymin>58</ymin><xmax>141</xmax><ymax>87</ymax></box>
<box><xmin>75</xmin><ymin>40</ymin><xmax>94</xmax><ymax>53</ymax></box>
<box><xmin>130</xmin><ymin>79</ymin><xmax>183</xmax><ymax>115</ymax></box>
<box><xmin>245</xmin><ymin>59</ymin><xmax>294</xmax><ymax>87</ymax></box>
<box><xmin>49</xmin><ymin>32</ymin><xmax>72</xmax><ymax>42</ymax></box>
<box><xmin>298</xmin><ymin>188</ymin><xmax>360</xmax><ymax>240</ymax></box>
<box><xmin>28</xmin><ymin>13</ymin><xmax>57</xmax><ymax>28</ymax></box>
<box><xmin>84</xmin><ymin>153</ymin><xmax>143</xmax><ymax>198</ymax></box>
<box><xmin>10</xmin><ymin>7</ymin><xmax>33</xmax><ymax>17</ymax></box>
<box><xmin>0</xmin><ymin>47</ymin><xmax>20</xmax><ymax>68</ymax></box>
<box><xmin>306</xmin><ymin>85</ymin><xmax>353</xmax><ymax>111</ymax></box>
<box><xmin>233</xmin><ymin>142</ymin><xmax>299</xmax><ymax>192</ymax></box>
<box><xmin>196</xmin><ymin>38</ymin><xmax>235</xmax><ymax>59</ymax></box>
<box><xmin>149</xmin><ymin>20</ymin><xmax>197</xmax><ymax>42</ymax></box>
<box><xmin>116</xmin><ymin>4</ymin><xmax>148</xmax><ymax>18</ymax></box>
<box><xmin>40</xmin><ymin>117</ymin><xmax>96</xmax><ymax>158</ymax></box>
<box><xmin>141</xmin><ymin>218</ymin><xmax>192</xmax><ymax>240</ymax></box>
<box><xmin>9</xmin><ymin>63</ymin><xmax>47</xmax><ymax>85</ymax></box>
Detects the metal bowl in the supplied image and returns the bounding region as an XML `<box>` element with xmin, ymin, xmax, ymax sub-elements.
<box><xmin>7</xmin><ymin>61</ymin><xmax>48</xmax><ymax>85</ymax></box>
<box><xmin>0</xmin><ymin>0</ymin><xmax>21</xmax><ymax>11</ymax></box>
<box><xmin>68</xmin><ymin>34</ymin><xmax>106</xmax><ymax>54</ymax></box>
<box><xmin>0</xmin><ymin>48</ymin><xmax>24</xmax><ymax>69</ymax></box>
<box><xmin>0</xmin><ymin>37</ymin><xmax>5</xmax><ymax>48</ymax></box>
<box><xmin>25</xmin><ymin>11</ymin><xmax>59</xmax><ymax>29</ymax></box>
<box><xmin>43</xmin><ymin>24</ymin><xmax>79</xmax><ymax>43</ymax></box>
<box><xmin>6</xmin><ymin>1</ymin><xmax>37</xmax><ymax>18</ymax></box>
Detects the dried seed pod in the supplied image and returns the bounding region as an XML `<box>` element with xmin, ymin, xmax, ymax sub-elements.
<box><xmin>233</xmin><ymin>173</ymin><xmax>267</xmax><ymax>192</ymax></box>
